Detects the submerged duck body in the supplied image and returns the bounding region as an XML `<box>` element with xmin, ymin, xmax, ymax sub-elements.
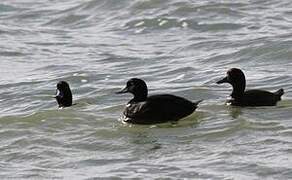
<box><xmin>217</xmin><ymin>68</ymin><xmax>284</xmax><ymax>106</ymax></box>
<box><xmin>55</xmin><ymin>81</ymin><xmax>72</xmax><ymax>107</ymax></box>
<box><xmin>117</xmin><ymin>78</ymin><xmax>201</xmax><ymax>124</ymax></box>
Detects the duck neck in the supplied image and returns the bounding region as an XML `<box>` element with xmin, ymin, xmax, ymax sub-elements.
<box><xmin>62</xmin><ymin>91</ymin><xmax>72</xmax><ymax>105</ymax></box>
<box><xmin>132</xmin><ymin>90</ymin><xmax>148</xmax><ymax>103</ymax></box>
<box><xmin>231</xmin><ymin>83</ymin><xmax>245</xmax><ymax>99</ymax></box>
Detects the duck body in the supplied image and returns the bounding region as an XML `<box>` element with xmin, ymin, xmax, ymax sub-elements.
<box><xmin>123</xmin><ymin>94</ymin><xmax>199</xmax><ymax>124</ymax></box>
<box><xmin>217</xmin><ymin>68</ymin><xmax>284</xmax><ymax>107</ymax></box>
<box><xmin>227</xmin><ymin>89</ymin><xmax>284</xmax><ymax>106</ymax></box>
<box><xmin>117</xmin><ymin>78</ymin><xmax>201</xmax><ymax>124</ymax></box>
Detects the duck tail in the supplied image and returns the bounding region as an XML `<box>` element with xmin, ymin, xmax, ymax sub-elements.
<box><xmin>193</xmin><ymin>99</ymin><xmax>203</xmax><ymax>108</ymax></box>
<box><xmin>275</xmin><ymin>88</ymin><xmax>284</xmax><ymax>100</ymax></box>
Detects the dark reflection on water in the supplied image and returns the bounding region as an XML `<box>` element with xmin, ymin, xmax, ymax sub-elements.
<box><xmin>228</xmin><ymin>106</ymin><xmax>242</xmax><ymax>119</ymax></box>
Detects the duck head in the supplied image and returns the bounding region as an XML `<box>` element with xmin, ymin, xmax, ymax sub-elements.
<box><xmin>217</xmin><ymin>68</ymin><xmax>246</xmax><ymax>98</ymax></box>
<box><xmin>55</xmin><ymin>81</ymin><xmax>72</xmax><ymax>107</ymax></box>
<box><xmin>116</xmin><ymin>78</ymin><xmax>148</xmax><ymax>102</ymax></box>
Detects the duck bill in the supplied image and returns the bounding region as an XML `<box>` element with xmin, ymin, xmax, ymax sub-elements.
<box><xmin>216</xmin><ymin>76</ymin><xmax>229</xmax><ymax>84</ymax></box>
<box><xmin>54</xmin><ymin>89</ymin><xmax>63</xmax><ymax>98</ymax></box>
<box><xmin>115</xmin><ymin>87</ymin><xmax>129</xmax><ymax>94</ymax></box>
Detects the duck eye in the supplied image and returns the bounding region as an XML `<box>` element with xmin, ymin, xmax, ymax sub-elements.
<box><xmin>127</xmin><ymin>82</ymin><xmax>133</xmax><ymax>87</ymax></box>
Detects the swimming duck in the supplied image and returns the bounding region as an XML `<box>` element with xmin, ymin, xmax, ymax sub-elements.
<box><xmin>55</xmin><ymin>81</ymin><xmax>72</xmax><ymax>107</ymax></box>
<box><xmin>217</xmin><ymin>68</ymin><xmax>284</xmax><ymax>106</ymax></box>
<box><xmin>116</xmin><ymin>78</ymin><xmax>202</xmax><ymax>124</ymax></box>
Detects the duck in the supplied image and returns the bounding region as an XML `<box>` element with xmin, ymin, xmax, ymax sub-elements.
<box><xmin>216</xmin><ymin>68</ymin><xmax>284</xmax><ymax>106</ymax></box>
<box><xmin>116</xmin><ymin>78</ymin><xmax>202</xmax><ymax>124</ymax></box>
<box><xmin>55</xmin><ymin>81</ymin><xmax>72</xmax><ymax>107</ymax></box>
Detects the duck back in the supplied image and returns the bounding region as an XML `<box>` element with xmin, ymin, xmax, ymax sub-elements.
<box><xmin>229</xmin><ymin>89</ymin><xmax>284</xmax><ymax>106</ymax></box>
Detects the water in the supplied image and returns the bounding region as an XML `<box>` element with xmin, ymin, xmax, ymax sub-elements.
<box><xmin>1</xmin><ymin>0</ymin><xmax>292</xmax><ymax>179</ymax></box>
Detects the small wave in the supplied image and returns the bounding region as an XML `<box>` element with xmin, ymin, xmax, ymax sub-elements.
<box><xmin>125</xmin><ymin>17</ymin><xmax>244</xmax><ymax>33</ymax></box>
<box><xmin>0</xmin><ymin>50</ymin><xmax>28</xmax><ymax>57</ymax></box>
<box><xmin>42</xmin><ymin>0</ymin><xmax>129</xmax><ymax>28</ymax></box>
<box><xmin>125</xmin><ymin>17</ymin><xmax>188</xmax><ymax>31</ymax></box>
<box><xmin>0</xmin><ymin>4</ymin><xmax>21</xmax><ymax>13</ymax></box>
